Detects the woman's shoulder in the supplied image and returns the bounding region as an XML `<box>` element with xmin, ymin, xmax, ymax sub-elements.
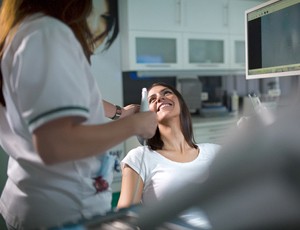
<box><xmin>121</xmin><ymin>146</ymin><xmax>156</xmax><ymax>171</ymax></box>
<box><xmin>123</xmin><ymin>146</ymin><xmax>151</xmax><ymax>161</ymax></box>
<box><xmin>20</xmin><ymin>14</ymin><xmax>73</xmax><ymax>37</ymax></box>
<box><xmin>127</xmin><ymin>145</ymin><xmax>147</xmax><ymax>154</ymax></box>
<box><xmin>12</xmin><ymin>14</ymin><xmax>80</xmax><ymax>54</ymax></box>
<box><xmin>197</xmin><ymin>143</ymin><xmax>221</xmax><ymax>159</ymax></box>
<box><xmin>197</xmin><ymin>143</ymin><xmax>221</xmax><ymax>150</ymax></box>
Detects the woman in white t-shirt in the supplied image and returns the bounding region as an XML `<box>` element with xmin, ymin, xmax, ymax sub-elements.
<box><xmin>117</xmin><ymin>82</ymin><xmax>221</xmax><ymax>209</ymax></box>
<box><xmin>0</xmin><ymin>0</ymin><xmax>157</xmax><ymax>229</ymax></box>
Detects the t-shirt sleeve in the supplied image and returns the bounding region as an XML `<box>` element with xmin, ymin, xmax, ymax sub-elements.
<box><xmin>211</xmin><ymin>143</ymin><xmax>221</xmax><ymax>155</ymax></box>
<box><xmin>121</xmin><ymin>146</ymin><xmax>147</xmax><ymax>182</ymax></box>
<box><xmin>198</xmin><ymin>143</ymin><xmax>221</xmax><ymax>164</ymax></box>
<box><xmin>13</xmin><ymin>20</ymin><xmax>91</xmax><ymax>132</ymax></box>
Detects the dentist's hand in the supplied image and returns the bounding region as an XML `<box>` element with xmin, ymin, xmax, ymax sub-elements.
<box><xmin>133</xmin><ymin>111</ymin><xmax>157</xmax><ymax>139</ymax></box>
<box><xmin>120</xmin><ymin>104</ymin><xmax>140</xmax><ymax>118</ymax></box>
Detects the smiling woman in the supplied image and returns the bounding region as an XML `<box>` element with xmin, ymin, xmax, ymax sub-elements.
<box><xmin>117</xmin><ymin>82</ymin><xmax>221</xmax><ymax>211</ymax></box>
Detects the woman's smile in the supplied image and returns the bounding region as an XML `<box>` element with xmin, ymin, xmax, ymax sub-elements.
<box><xmin>157</xmin><ymin>102</ymin><xmax>173</xmax><ymax>112</ymax></box>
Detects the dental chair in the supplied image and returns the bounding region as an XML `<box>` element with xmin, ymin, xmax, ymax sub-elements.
<box><xmin>135</xmin><ymin>100</ymin><xmax>300</xmax><ymax>230</ymax></box>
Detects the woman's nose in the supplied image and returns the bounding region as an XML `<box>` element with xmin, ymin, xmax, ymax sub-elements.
<box><xmin>157</xmin><ymin>94</ymin><xmax>165</xmax><ymax>102</ymax></box>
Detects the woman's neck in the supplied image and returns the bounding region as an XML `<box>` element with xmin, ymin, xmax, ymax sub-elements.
<box><xmin>159</xmin><ymin>122</ymin><xmax>189</xmax><ymax>153</ymax></box>
<box><xmin>158</xmin><ymin>128</ymin><xmax>199</xmax><ymax>162</ymax></box>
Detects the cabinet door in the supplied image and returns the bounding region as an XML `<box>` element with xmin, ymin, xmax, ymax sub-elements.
<box><xmin>229</xmin><ymin>35</ymin><xmax>245</xmax><ymax>69</ymax></box>
<box><xmin>184</xmin><ymin>0</ymin><xmax>229</xmax><ymax>34</ymax></box>
<box><xmin>123</xmin><ymin>31</ymin><xmax>183</xmax><ymax>71</ymax></box>
<box><xmin>193</xmin><ymin>121</ymin><xmax>236</xmax><ymax>145</ymax></box>
<box><xmin>183</xmin><ymin>33</ymin><xmax>230</xmax><ymax>69</ymax></box>
<box><xmin>126</xmin><ymin>0</ymin><xmax>183</xmax><ymax>31</ymax></box>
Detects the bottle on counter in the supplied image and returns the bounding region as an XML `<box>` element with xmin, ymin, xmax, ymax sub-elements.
<box><xmin>231</xmin><ymin>90</ymin><xmax>239</xmax><ymax>116</ymax></box>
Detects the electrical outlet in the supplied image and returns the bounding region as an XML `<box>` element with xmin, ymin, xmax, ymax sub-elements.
<box><xmin>201</xmin><ymin>92</ymin><xmax>208</xmax><ymax>101</ymax></box>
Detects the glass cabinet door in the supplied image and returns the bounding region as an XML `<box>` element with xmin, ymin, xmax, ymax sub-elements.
<box><xmin>189</xmin><ymin>39</ymin><xmax>224</xmax><ymax>64</ymax></box>
<box><xmin>136</xmin><ymin>38</ymin><xmax>177</xmax><ymax>64</ymax></box>
<box><xmin>230</xmin><ymin>35</ymin><xmax>245</xmax><ymax>69</ymax></box>
<box><xmin>183</xmin><ymin>33</ymin><xmax>229</xmax><ymax>69</ymax></box>
<box><xmin>234</xmin><ymin>40</ymin><xmax>245</xmax><ymax>64</ymax></box>
<box><xmin>126</xmin><ymin>31</ymin><xmax>183</xmax><ymax>70</ymax></box>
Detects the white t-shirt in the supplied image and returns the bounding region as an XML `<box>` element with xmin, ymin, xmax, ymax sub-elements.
<box><xmin>0</xmin><ymin>14</ymin><xmax>113</xmax><ymax>229</ymax></box>
<box><xmin>121</xmin><ymin>143</ymin><xmax>220</xmax><ymax>205</ymax></box>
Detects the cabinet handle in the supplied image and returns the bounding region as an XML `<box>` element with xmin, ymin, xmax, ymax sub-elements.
<box><xmin>223</xmin><ymin>2</ymin><xmax>229</xmax><ymax>27</ymax></box>
<box><xmin>175</xmin><ymin>0</ymin><xmax>182</xmax><ymax>25</ymax></box>
<box><xmin>195</xmin><ymin>63</ymin><xmax>222</xmax><ymax>67</ymax></box>
<box><xmin>145</xmin><ymin>64</ymin><xmax>172</xmax><ymax>68</ymax></box>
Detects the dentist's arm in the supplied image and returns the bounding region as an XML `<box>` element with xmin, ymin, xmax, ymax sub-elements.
<box><xmin>33</xmin><ymin>111</ymin><xmax>157</xmax><ymax>165</ymax></box>
<box><xmin>102</xmin><ymin>100</ymin><xmax>140</xmax><ymax>119</ymax></box>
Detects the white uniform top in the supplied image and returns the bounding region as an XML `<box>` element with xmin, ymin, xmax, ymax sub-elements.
<box><xmin>121</xmin><ymin>143</ymin><xmax>220</xmax><ymax>205</ymax></box>
<box><xmin>0</xmin><ymin>14</ymin><xmax>113</xmax><ymax>229</ymax></box>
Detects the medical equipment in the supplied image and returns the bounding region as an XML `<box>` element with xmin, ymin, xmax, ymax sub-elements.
<box><xmin>137</xmin><ymin>88</ymin><xmax>149</xmax><ymax>145</ymax></box>
<box><xmin>135</xmin><ymin>103</ymin><xmax>300</xmax><ymax>230</ymax></box>
<box><xmin>237</xmin><ymin>94</ymin><xmax>276</xmax><ymax>129</ymax></box>
<box><xmin>132</xmin><ymin>88</ymin><xmax>149</xmax><ymax>205</ymax></box>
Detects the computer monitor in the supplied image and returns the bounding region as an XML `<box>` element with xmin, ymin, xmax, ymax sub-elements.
<box><xmin>245</xmin><ymin>0</ymin><xmax>300</xmax><ymax>79</ymax></box>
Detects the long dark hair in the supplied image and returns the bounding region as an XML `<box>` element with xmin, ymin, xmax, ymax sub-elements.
<box><xmin>100</xmin><ymin>0</ymin><xmax>119</xmax><ymax>51</ymax></box>
<box><xmin>0</xmin><ymin>0</ymin><xmax>119</xmax><ymax>106</ymax></box>
<box><xmin>147</xmin><ymin>82</ymin><xmax>198</xmax><ymax>151</ymax></box>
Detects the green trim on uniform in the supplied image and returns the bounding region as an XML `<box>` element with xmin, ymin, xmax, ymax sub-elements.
<box><xmin>112</xmin><ymin>192</ymin><xmax>120</xmax><ymax>208</ymax></box>
<box><xmin>28</xmin><ymin>106</ymin><xmax>89</xmax><ymax>125</ymax></box>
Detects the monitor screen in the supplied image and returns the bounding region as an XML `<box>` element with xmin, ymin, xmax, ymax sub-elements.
<box><xmin>245</xmin><ymin>0</ymin><xmax>300</xmax><ymax>79</ymax></box>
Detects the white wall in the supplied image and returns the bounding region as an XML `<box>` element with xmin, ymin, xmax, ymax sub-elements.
<box><xmin>91</xmin><ymin>36</ymin><xmax>123</xmax><ymax>106</ymax></box>
<box><xmin>90</xmin><ymin>36</ymin><xmax>125</xmax><ymax>192</ymax></box>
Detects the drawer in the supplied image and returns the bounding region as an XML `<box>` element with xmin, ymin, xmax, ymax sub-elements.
<box><xmin>193</xmin><ymin>121</ymin><xmax>236</xmax><ymax>145</ymax></box>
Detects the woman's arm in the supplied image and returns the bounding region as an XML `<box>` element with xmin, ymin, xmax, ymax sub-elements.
<box><xmin>32</xmin><ymin>111</ymin><xmax>156</xmax><ymax>165</ymax></box>
<box><xmin>117</xmin><ymin>164</ymin><xmax>144</xmax><ymax>209</ymax></box>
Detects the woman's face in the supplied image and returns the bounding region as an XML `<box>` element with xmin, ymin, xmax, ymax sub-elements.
<box><xmin>86</xmin><ymin>0</ymin><xmax>109</xmax><ymax>49</ymax></box>
<box><xmin>148</xmin><ymin>85</ymin><xmax>181</xmax><ymax>122</ymax></box>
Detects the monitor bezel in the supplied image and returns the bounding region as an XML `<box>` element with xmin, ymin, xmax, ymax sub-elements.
<box><xmin>245</xmin><ymin>0</ymin><xmax>300</xmax><ymax>80</ymax></box>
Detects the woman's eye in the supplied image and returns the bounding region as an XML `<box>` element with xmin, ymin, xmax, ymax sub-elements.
<box><xmin>101</xmin><ymin>14</ymin><xmax>114</xmax><ymax>24</ymax></box>
<box><xmin>164</xmin><ymin>90</ymin><xmax>172</xmax><ymax>95</ymax></box>
<box><xmin>149</xmin><ymin>98</ymin><xmax>155</xmax><ymax>104</ymax></box>
<box><xmin>100</xmin><ymin>15</ymin><xmax>114</xmax><ymax>30</ymax></box>
<box><xmin>101</xmin><ymin>14</ymin><xmax>111</xmax><ymax>20</ymax></box>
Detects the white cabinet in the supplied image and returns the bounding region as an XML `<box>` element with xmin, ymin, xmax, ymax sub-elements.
<box><xmin>124</xmin><ymin>0</ymin><xmax>183</xmax><ymax>32</ymax></box>
<box><xmin>228</xmin><ymin>0</ymin><xmax>265</xmax><ymax>36</ymax></box>
<box><xmin>125</xmin><ymin>0</ymin><xmax>229</xmax><ymax>34</ymax></box>
<box><xmin>193</xmin><ymin>118</ymin><xmax>237</xmax><ymax>145</ymax></box>
<box><xmin>184</xmin><ymin>0</ymin><xmax>228</xmax><ymax>34</ymax></box>
<box><xmin>122</xmin><ymin>31</ymin><xmax>183</xmax><ymax>71</ymax></box>
<box><xmin>229</xmin><ymin>35</ymin><xmax>246</xmax><ymax>69</ymax></box>
<box><xmin>119</xmin><ymin>0</ymin><xmax>265</xmax><ymax>71</ymax></box>
<box><xmin>183</xmin><ymin>33</ymin><xmax>230</xmax><ymax>69</ymax></box>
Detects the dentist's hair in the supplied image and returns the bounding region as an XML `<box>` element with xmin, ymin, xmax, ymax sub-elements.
<box><xmin>0</xmin><ymin>0</ymin><xmax>119</xmax><ymax>107</ymax></box>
